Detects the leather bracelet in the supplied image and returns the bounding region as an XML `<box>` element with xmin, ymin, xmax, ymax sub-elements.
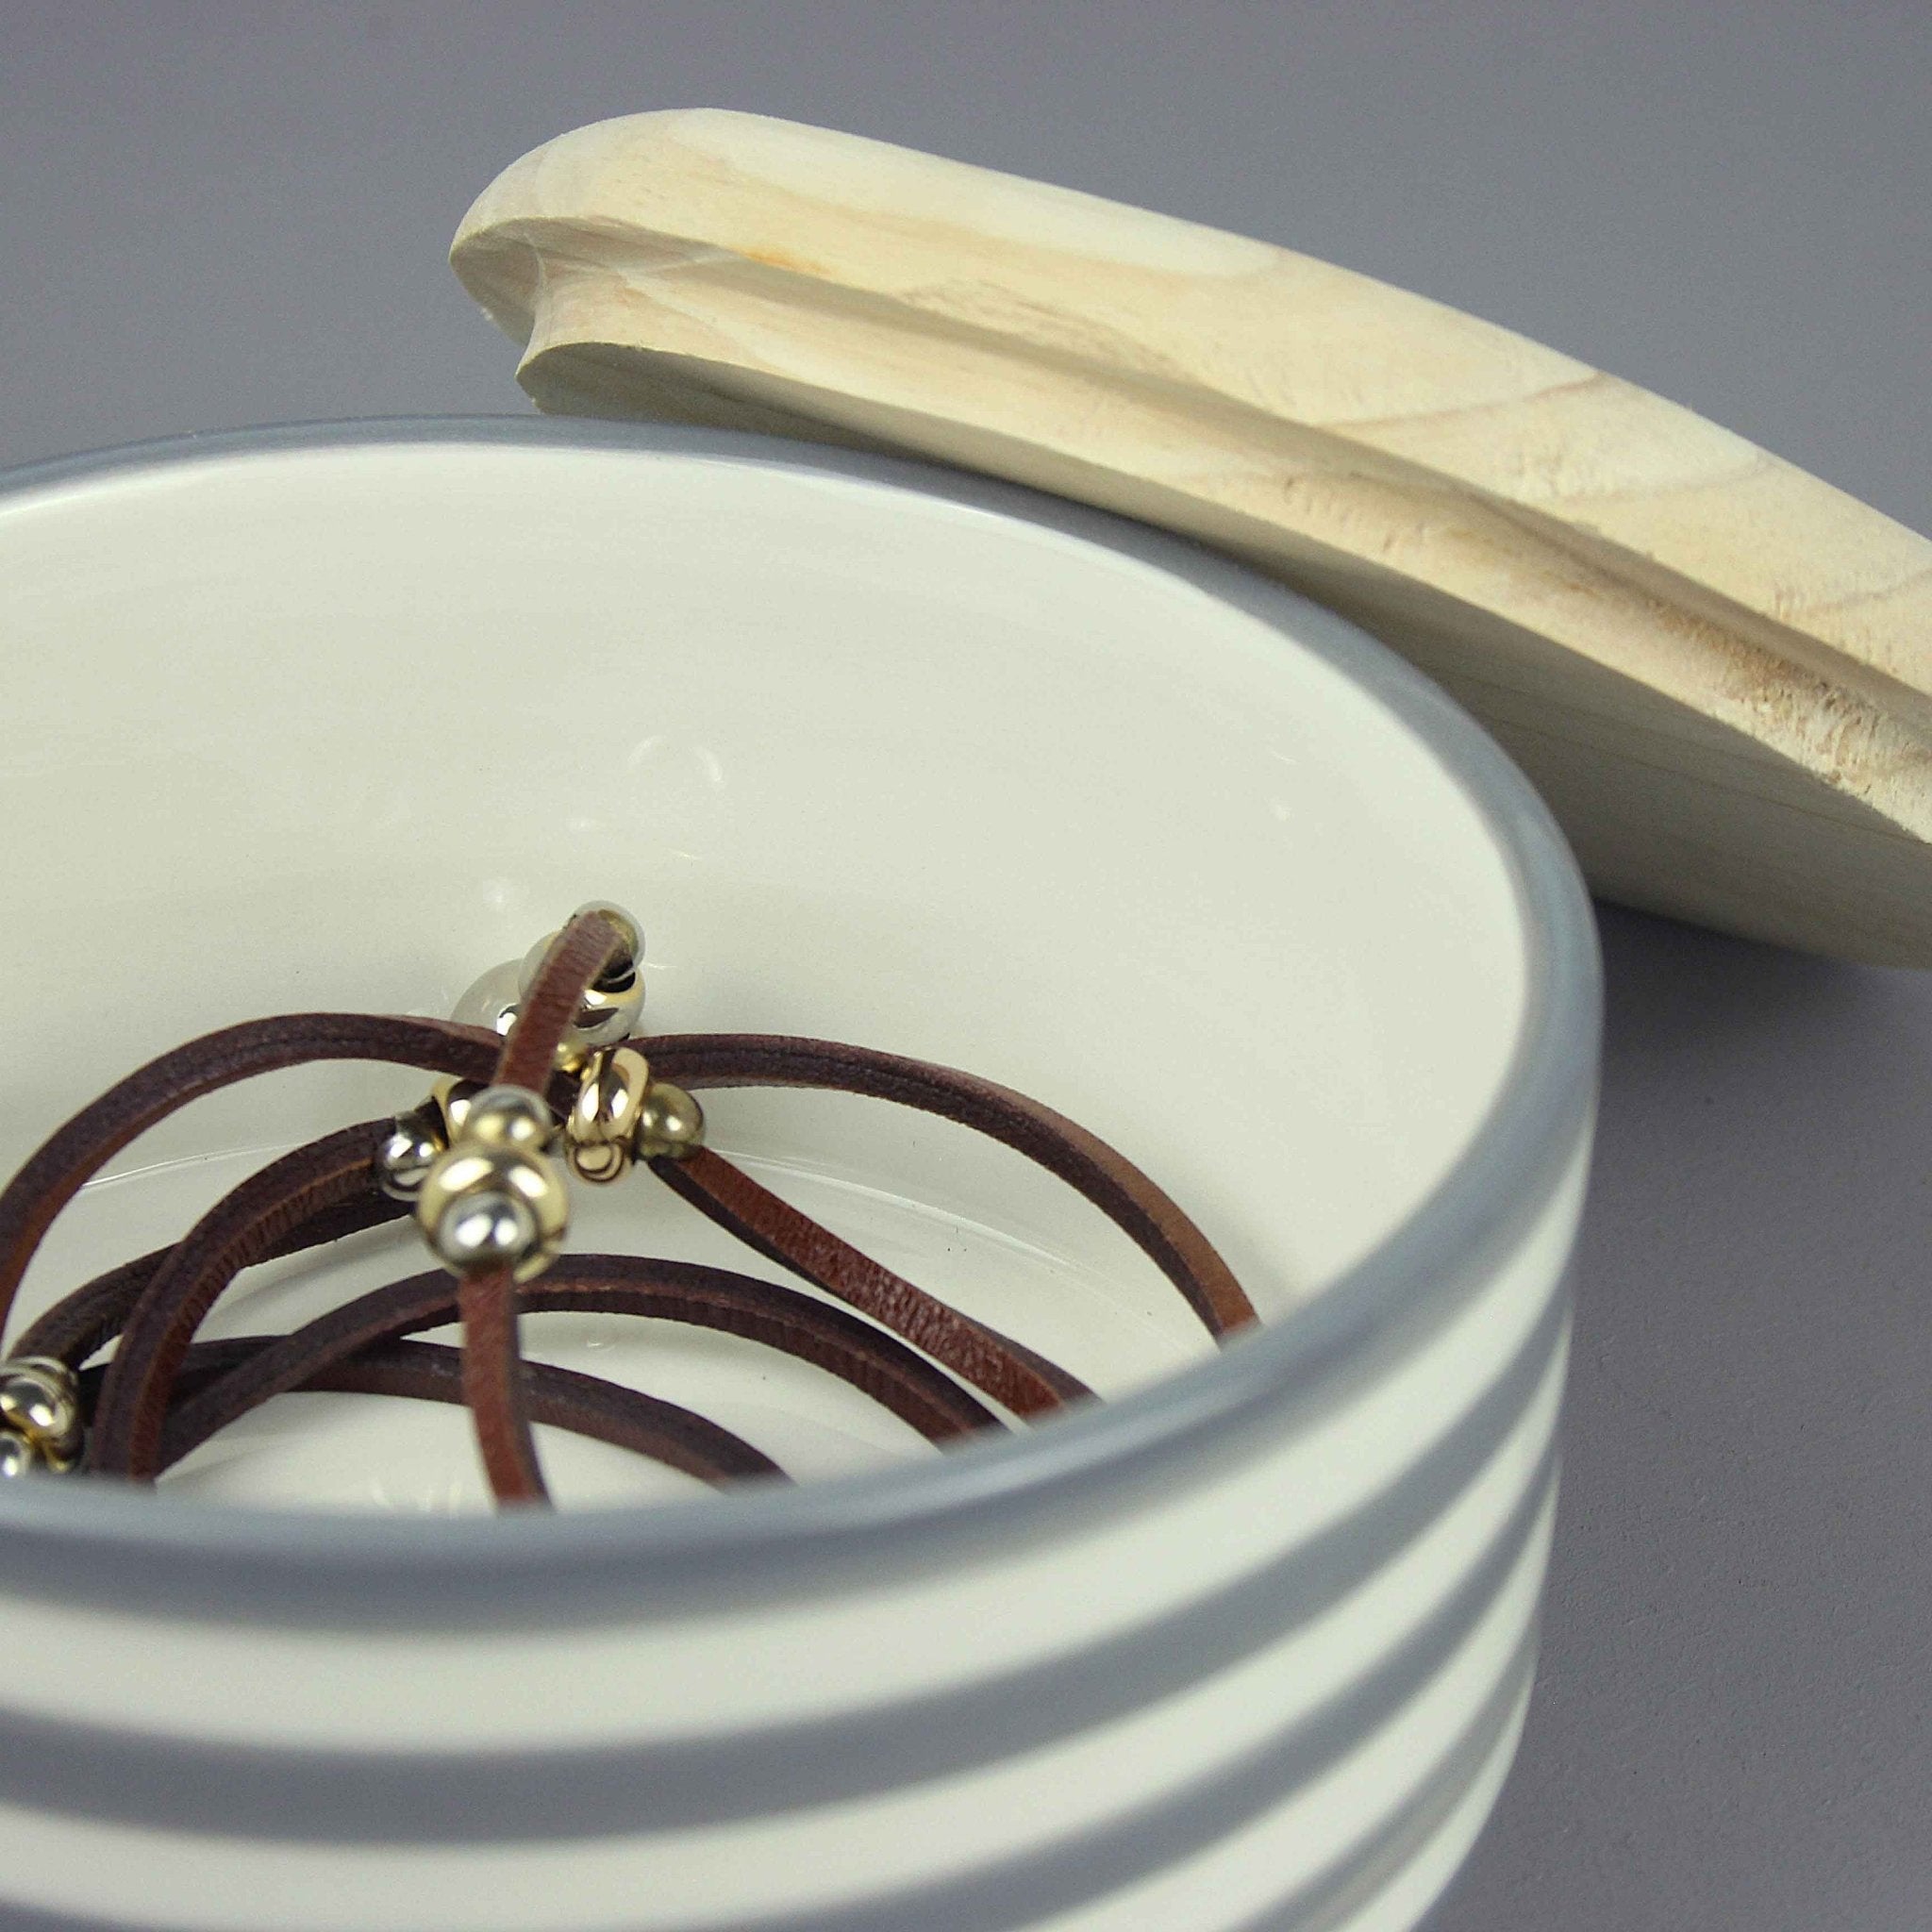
<box><xmin>90</xmin><ymin>1122</ymin><xmax>391</xmax><ymax>1478</ymax></box>
<box><xmin>12</xmin><ymin>1193</ymin><xmax>408</xmax><ymax>1367</ymax></box>
<box><xmin>0</xmin><ymin>902</ymin><xmax>1253</xmax><ymax>1507</ymax></box>
<box><xmin>646</xmin><ymin>1033</ymin><xmax>1253</xmax><ymax>1338</ymax></box>
<box><xmin>0</xmin><ymin>1011</ymin><xmax>520</xmax><ymax>1341</ymax></box>
<box><xmin>87</xmin><ymin>1337</ymin><xmax>788</xmax><ymax>1487</ymax></box>
<box><xmin>79</xmin><ymin>1114</ymin><xmax>1090</xmax><ymax>1479</ymax></box>
<box><xmin>460</xmin><ymin>910</ymin><xmax>628</xmax><ymax>1503</ymax></box>
<box><xmin>158</xmin><ymin>1256</ymin><xmax>1001</xmax><ymax>1473</ymax></box>
<box><xmin>81</xmin><ymin>1128</ymin><xmax>1083</xmax><ymax>1479</ymax></box>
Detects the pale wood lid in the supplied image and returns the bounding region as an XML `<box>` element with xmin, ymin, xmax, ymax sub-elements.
<box><xmin>452</xmin><ymin>109</ymin><xmax>1932</xmax><ymax>967</ymax></box>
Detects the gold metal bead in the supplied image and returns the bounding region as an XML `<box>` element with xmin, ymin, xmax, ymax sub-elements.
<box><xmin>375</xmin><ymin>1107</ymin><xmax>446</xmax><ymax>1202</ymax></box>
<box><xmin>460</xmin><ymin>1085</ymin><xmax>558</xmax><ymax>1152</ymax></box>
<box><xmin>0</xmin><ymin>1357</ymin><xmax>82</xmax><ymax>1466</ymax></box>
<box><xmin>416</xmin><ymin>1140</ymin><xmax>569</xmax><ymax>1284</ymax></box>
<box><xmin>427</xmin><ymin>1075</ymin><xmax>482</xmax><ymax>1145</ymax></box>
<box><xmin>568</xmin><ymin>1141</ymin><xmax>628</xmax><ymax>1185</ymax></box>
<box><xmin>635</xmin><ymin>1079</ymin><xmax>706</xmax><ymax>1160</ymax></box>
<box><xmin>0</xmin><ymin>1430</ymin><xmax>42</xmax><ymax>1479</ymax></box>
<box><xmin>566</xmin><ymin>1046</ymin><xmax>651</xmax><ymax>1184</ymax></box>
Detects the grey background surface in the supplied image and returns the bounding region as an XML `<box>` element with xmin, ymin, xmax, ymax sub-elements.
<box><xmin>3</xmin><ymin>4</ymin><xmax>1928</xmax><ymax>1926</ymax></box>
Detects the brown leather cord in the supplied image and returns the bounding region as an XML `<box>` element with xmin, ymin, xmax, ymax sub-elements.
<box><xmin>54</xmin><ymin>1062</ymin><xmax>1093</xmax><ymax>1480</ymax></box>
<box><xmin>457</xmin><ymin>1270</ymin><xmax>544</xmax><ymax>1505</ymax></box>
<box><xmin>1</xmin><ymin>1019</ymin><xmax>1244</xmax><ymax>1352</ymax></box>
<box><xmin>459</xmin><ymin>911</ymin><xmax>629</xmax><ymax>1505</ymax></box>
<box><xmin>72</xmin><ymin>921</ymin><xmax>622</xmax><ymax>1496</ymax></box>
<box><xmin>652</xmin><ymin>1148</ymin><xmax>1087</xmax><ymax>1418</ymax></box>
<box><xmin>36</xmin><ymin>1152</ymin><xmax>1014</xmax><ymax>1456</ymax></box>
<box><xmin>91</xmin><ymin>1338</ymin><xmax>787</xmax><ymax>1487</ymax></box>
<box><xmin>523</xmin><ymin>1262</ymin><xmax>1003</xmax><ymax>1440</ymax></box>
<box><xmin>160</xmin><ymin>1257</ymin><xmax>1003</xmax><ymax>1468</ymax></box>
<box><xmin>88</xmin><ymin>1123</ymin><xmax>389</xmax><ymax>1479</ymax></box>
<box><xmin>65</xmin><ymin>1110</ymin><xmax>1084</xmax><ymax>1448</ymax></box>
<box><xmin>645</xmin><ymin>1034</ymin><xmax>1257</xmax><ymax>1338</ymax></box>
<box><xmin>287</xmin><ymin>1340</ymin><xmax>785</xmax><ymax>1485</ymax></box>
<box><xmin>3</xmin><ymin>994</ymin><xmax>1252</xmax><ymax>1506</ymax></box>
<box><xmin>1</xmin><ymin>1020</ymin><xmax>1231</xmax><ymax>1376</ymax></box>
<box><xmin>11</xmin><ymin>1192</ymin><xmax>407</xmax><ymax>1368</ymax></box>
<box><xmin>0</xmin><ymin>1011</ymin><xmax>523</xmax><ymax>1345</ymax></box>
<box><xmin>494</xmin><ymin>913</ymin><xmax>624</xmax><ymax>1093</ymax></box>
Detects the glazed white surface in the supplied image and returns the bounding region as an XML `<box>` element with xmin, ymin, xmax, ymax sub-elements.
<box><xmin>0</xmin><ymin>438</ymin><xmax>1526</xmax><ymax>1510</ymax></box>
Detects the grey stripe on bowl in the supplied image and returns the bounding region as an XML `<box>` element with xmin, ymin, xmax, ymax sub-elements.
<box><xmin>0</xmin><ymin>1475</ymin><xmax>1551</xmax><ymax>1929</ymax></box>
<box><xmin>0</xmin><ymin>1287</ymin><xmax>1565</xmax><ymax>1843</ymax></box>
<box><xmin>0</xmin><ymin>1607</ymin><xmax>1541</xmax><ymax>1932</ymax></box>
<box><xmin>0</xmin><ymin>420</ymin><xmax>1599</xmax><ymax>1635</ymax></box>
<box><xmin>1235</xmin><ymin>1631</ymin><xmax>1537</xmax><ymax>1932</ymax></box>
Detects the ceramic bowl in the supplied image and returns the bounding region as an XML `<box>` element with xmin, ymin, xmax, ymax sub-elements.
<box><xmin>0</xmin><ymin>422</ymin><xmax>1597</xmax><ymax>1932</ymax></box>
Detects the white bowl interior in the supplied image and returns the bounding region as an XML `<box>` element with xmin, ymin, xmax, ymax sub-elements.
<box><xmin>0</xmin><ymin>436</ymin><xmax>1528</xmax><ymax>1511</ymax></box>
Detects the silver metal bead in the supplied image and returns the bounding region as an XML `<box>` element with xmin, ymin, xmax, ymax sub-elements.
<box><xmin>416</xmin><ymin>1140</ymin><xmax>570</xmax><ymax>1284</ymax></box>
<box><xmin>570</xmin><ymin>974</ymin><xmax>645</xmax><ymax>1051</ymax></box>
<box><xmin>520</xmin><ymin>902</ymin><xmax>646</xmax><ymax>1051</ymax></box>
<box><xmin>432</xmin><ymin>1187</ymin><xmax>540</xmax><ymax>1277</ymax></box>
<box><xmin>375</xmin><ymin>1107</ymin><xmax>445</xmax><ymax>1202</ymax></box>
<box><xmin>520</xmin><ymin>903</ymin><xmax>644</xmax><ymax>990</ymax></box>
<box><xmin>0</xmin><ymin>1430</ymin><xmax>42</xmax><ymax>1479</ymax></box>
<box><xmin>451</xmin><ymin>958</ymin><xmax>523</xmax><ymax>1038</ymax></box>
<box><xmin>0</xmin><ymin>1357</ymin><xmax>82</xmax><ymax>1465</ymax></box>
<box><xmin>570</xmin><ymin>900</ymin><xmax>643</xmax><ymax>971</ymax></box>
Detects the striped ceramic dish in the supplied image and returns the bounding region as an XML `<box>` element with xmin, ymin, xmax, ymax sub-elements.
<box><xmin>0</xmin><ymin>423</ymin><xmax>1598</xmax><ymax>1932</ymax></box>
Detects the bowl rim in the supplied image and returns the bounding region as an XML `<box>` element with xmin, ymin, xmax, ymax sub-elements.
<box><xmin>0</xmin><ymin>417</ymin><xmax>1599</xmax><ymax>1625</ymax></box>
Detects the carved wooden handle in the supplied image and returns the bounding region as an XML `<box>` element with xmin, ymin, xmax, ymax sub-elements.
<box><xmin>453</xmin><ymin>109</ymin><xmax>1932</xmax><ymax>966</ymax></box>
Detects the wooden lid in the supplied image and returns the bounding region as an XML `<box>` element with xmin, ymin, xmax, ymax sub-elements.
<box><xmin>453</xmin><ymin>109</ymin><xmax>1932</xmax><ymax>967</ymax></box>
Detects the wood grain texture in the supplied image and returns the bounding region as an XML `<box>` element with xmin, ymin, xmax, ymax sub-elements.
<box><xmin>452</xmin><ymin>109</ymin><xmax>1932</xmax><ymax>965</ymax></box>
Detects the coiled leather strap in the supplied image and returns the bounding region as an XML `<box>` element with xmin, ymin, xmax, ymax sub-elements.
<box><xmin>158</xmin><ymin>1257</ymin><xmax>999</xmax><ymax>1472</ymax></box>
<box><xmin>88</xmin><ymin>1123</ymin><xmax>389</xmax><ymax>1478</ymax></box>
<box><xmin>6</xmin><ymin>982</ymin><xmax>1252</xmax><ymax>1505</ymax></box>
<box><xmin>647</xmin><ymin>1033</ymin><xmax>1253</xmax><ymax>1337</ymax></box>
<box><xmin>0</xmin><ymin>1011</ymin><xmax>515</xmax><ymax>1340</ymax></box>
<box><xmin>93</xmin><ymin>1338</ymin><xmax>787</xmax><ymax>1487</ymax></box>
<box><xmin>459</xmin><ymin>910</ymin><xmax>628</xmax><ymax>1503</ymax></box>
